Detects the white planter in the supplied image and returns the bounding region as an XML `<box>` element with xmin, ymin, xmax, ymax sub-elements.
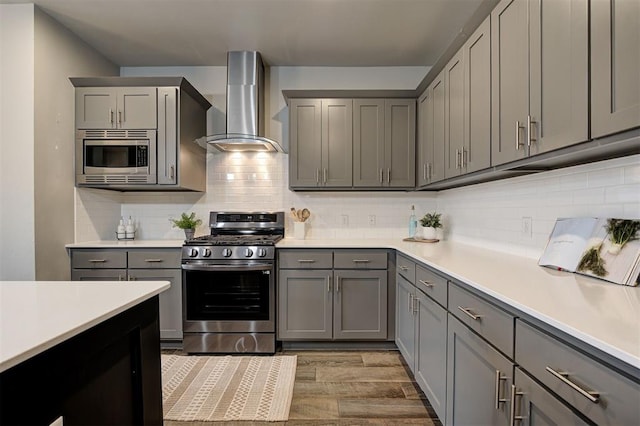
<box><xmin>421</xmin><ymin>226</ymin><xmax>437</xmax><ymax>240</ymax></box>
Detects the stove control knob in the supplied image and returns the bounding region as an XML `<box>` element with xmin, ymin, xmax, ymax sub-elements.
<box><xmin>244</xmin><ymin>248</ymin><xmax>254</xmax><ymax>257</ymax></box>
<box><xmin>202</xmin><ymin>248</ymin><xmax>212</xmax><ymax>257</ymax></box>
<box><xmin>222</xmin><ymin>248</ymin><xmax>232</xmax><ymax>257</ymax></box>
<box><xmin>188</xmin><ymin>248</ymin><xmax>199</xmax><ymax>257</ymax></box>
<box><xmin>256</xmin><ymin>248</ymin><xmax>267</xmax><ymax>258</ymax></box>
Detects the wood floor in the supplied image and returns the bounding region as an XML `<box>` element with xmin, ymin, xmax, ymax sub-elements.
<box><xmin>163</xmin><ymin>350</ymin><xmax>442</xmax><ymax>426</ymax></box>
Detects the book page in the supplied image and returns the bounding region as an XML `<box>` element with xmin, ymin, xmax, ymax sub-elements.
<box><xmin>538</xmin><ymin>217</ymin><xmax>600</xmax><ymax>272</ymax></box>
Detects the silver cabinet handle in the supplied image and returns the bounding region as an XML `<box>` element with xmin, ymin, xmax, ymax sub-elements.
<box><xmin>427</xmin><ymin>163</ymin><xmax>432</xmax><ymax>180</ymax></box>
<box><xmin>515</xmin><ymin>120</ymin><xmax>525</xmax><ymax>150</ymax></box>
<box><xmin>509</xmin><ymin>385</ymin><xmax>524</xmax><ymax>425</ymax></box>
<box><xmin>336</xmin><ymin>276</ymin><xmax>341</xmax><ymax>292</ymax></box>
<box><xmin>527</xmin><ymin>115</ymin><xmax>537</xmax><ymax>146</ymax></box>
<box><xmin>495</xmin><ymin>370</ymin><xmax>508</xmax><ymax>409</ymax></box>
<box><xmin>462</xmin><ymin>148</ymin><xmax>467</xmax><ymax>168</ymax></box>
<box><xmin>118</xmin><ymin>275</ymin><xmax>124</xmax><ymax>281</ymax></box>
<box><xmin>128</xmin><ymin>275</ymin><xmax>136</xmax><ymax>281</ymax></box>
<box><xmin>170</xmin><ymin>165</ymin><xmax>175</xmax><ymax>180</ymax></box>
<box><xmin>352</xmin><ymin>259</ymin><xmax>370</xmax><ymax>263</ymax></box>
<box><xmin>118</xmin><ymin>110</ymin><xmax>122</xmax><ymax>125</ymax></box>
<box><xmin>456</xmin><ymin>149</ymin><xmax>461</xmax><ymax>169</ymax></box>
<box><xmin>408</xmin><ymin>293</ymin><xmax>413</xmax><ymax>312</ymax></box>
<box><xmin>423</xmin><ymin>163</ymin><xmax>427</xmax><ymax>181</ymax></box>
<box><xmin>297</xmin><ymin>259</ymin><xmax>316</xmax><ymax>263</ymax></box>
<box><xmin>399</xmin><ymin>266</ymin><xmax>408</xmax><ymax>271</ymax></box>
<box><xmin>545</xmin><ymin>366</ymin><xmax>600</xmax><ymax>403</ymax></box>
<box><xmin>386</xmin><ymin>168</ymin><xmax>391</xmax><ymax>183</ymax></box>
<box><xmin>327</xmin><ymin>275</ymin><xmax>331</xmax><ymax>293</ymax></box>
<box><xmin>323</xmin><ymin>168</ymin><xmax>327</xmax><ymax>183</ymax></box>
<box><xmin>457</xmin><ymin>306</ymin><xmax>482</xmax><ymax>321</ymax></box>
<box><xmin>316</xmin><ymin>169</ymin><xmax>320</xmax><ymax>184</ymax></box>
<box><xmin>379</xmin><ymin>168</ymin><xmax>384</xmax><ymax>183</ymax></box>
<box><xmin>418</xmin><ymin>279</ymin><xmax>433</xmax><ymax>288</ymax></box>
<box><xmin>109</xmin><ymin>108</ymin><xmax>114</xmax><ymax>124</ymax></box>
<box><xmin>88</xmin><ymin>259</ymin><xmax>106</xmax><ymax>263</ymax></box>
<box><xmin>412</xmin><ymin>294</ymin><xmax>419</xmax><ymax>314</ymax></box>
<box><xmin>144</xmin><ymin>259</ymin><xmax>163</xmax><ymax>263</ymax></box>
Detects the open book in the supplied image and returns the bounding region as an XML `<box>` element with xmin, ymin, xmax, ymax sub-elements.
<box><xmin>538</xmin><ymin>217</ymin><xmax>640</xmax><ymax>286</ymax></box>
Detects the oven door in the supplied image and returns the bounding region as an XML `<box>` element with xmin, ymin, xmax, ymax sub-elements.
<box><xmin>182</xmin><ymin>261</ymin><xmax>275</xmax><ymax>333</ymax></box>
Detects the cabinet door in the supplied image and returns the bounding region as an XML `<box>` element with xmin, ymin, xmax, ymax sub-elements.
<box><xmin>414</xmin><ymin>290</ymin><xmax>448</xmax><ymax>423</ymax></box>
<box><xmin>128</xmin><ymin>269</ymin><xmax>182</xmax><ymax>340</ymax></box>
<box><xmin>157</xmin><ymin>87</ymin><xmax>178</xmax><ymax>184</ymax></box>
<box><xmin>445</xmin><ymin>52</ymin><xmax>465</xmax><ymax>179</ymax></box>
<box><xmin>396</xmin><ymin>274</ymin><xmax>416</xmax><ymax>371</ymax></box>
<box><xmin>463</xmin><ymin>16</ymin><xmax>492</xmax><ymax>173</ymax></box>
<box><xmin>446</xmin><ymin>314</ymin><xmax>512</xmax><ymax>426</ymax></box>
<box><xmin>117</xmin><ymin>87</ymin><xmax>157</xmax><ymax>129</ymax></box>
<box><xmin>417</xmin><ymin>88</ymin><xmax>433</xmax><ymax>186</ymax></box>
<box><xmin>289</xmin><ymin>99</ymin><xmax>323</xmax><ymax>187</ymax></box>
<box><xmin>322</xmin><ymin>99</ymin><xmax>353</xmax><ymax>187</ymax></box>
<box><xmin>353</xmin><ymin>99</ymin><xmax>385</xmax><ymax>187</ymax></box>
<box><xmin>591</xmin><ymin>0</ymin><xmax>640</xmax><ymax>138</ymax></box>
<box><xmin>491</xmin><ymin>0</ymin><xmax>530</xmax><ymax>165</ymax></box>
<box><xmin>385</xmin><ymin>99</ymin><xmax>416</xmax><ymax>187</ymax></box>
<box><xmin>513</xmin><ymin>368</ymin><xmax>590</xmax><ymax>426</ymax></box>
<box><xmin>334</xmin><ymin>270</ymin><xmax>387</xmax><ymax>340</ymax></box>
<box><xmin>278</xmin><ymin>269</ymin><xmax>333</xmax><ymax>340</ymax></box>
<box><xmin>529</xmin><ymin>0</ymin><xmax>588</xmax><ymax>155</ymax></box>
<box><xmin>431</xmin><ymin>73</ymin><xmax>447</xmax><ymax>183</ymax></box>
<box><xmin>71</xmin><ymin>269</ymin><xmax>127</xmax><ymax>281</ymax></box>
<box><xmin>75</xmin><ymin>87</ymin><xmax>118</xmax><ymax>129</ymax></box>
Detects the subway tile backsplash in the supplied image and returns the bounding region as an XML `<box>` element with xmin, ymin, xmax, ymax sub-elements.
<box><xmin>74</xmin><ymin>154</ymin><xmax>640</xmax><ymax>259</ymax></box>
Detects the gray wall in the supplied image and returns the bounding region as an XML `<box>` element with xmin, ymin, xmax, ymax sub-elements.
<box><xmin>33</xmin><ymin>7</ymin><xmax>118</xmax><ymax>280</ymax></box>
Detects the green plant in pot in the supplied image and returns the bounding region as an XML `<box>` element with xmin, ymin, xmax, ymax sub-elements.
<box><xmin>170</xmin><ymin>212</ymin><xmax>202</xmax><ymax>240</ymax></box>
<box><xmin>419</xmin><ymin>212</ymin><xmax>442</xmax><ymax>240</ymax></box>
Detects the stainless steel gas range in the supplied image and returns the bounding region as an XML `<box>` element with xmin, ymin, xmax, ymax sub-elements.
<box><xmin>181</xmin><ymin>211</ymin><xmax>284</xmax><ymax>354</ymax></box>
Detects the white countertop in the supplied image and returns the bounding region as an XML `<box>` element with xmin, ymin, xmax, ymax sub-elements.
<box><xmin>66</xmin><ymin>239</ymin><xmax>184</xmax><ymax>248</ymax></box>
<box><xmin>278</xmin><ymin>238</ymin><xmax>640</xmax><ymax>370</ymax></box>
<box><xmin>0</xmin><ymin>280</ymin><xmax>170</xmax><ymax>373</ymax></box>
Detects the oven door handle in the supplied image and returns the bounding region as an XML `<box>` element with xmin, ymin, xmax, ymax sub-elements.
<box><xmin>182</xmin><ymin>263</ymin><xmax>272</xmax><ymax>272</ymax></box>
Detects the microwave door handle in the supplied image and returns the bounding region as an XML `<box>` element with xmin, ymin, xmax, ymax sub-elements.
<box><xmin>182</xmin><ymin>263</ymin><xmax>272</xmax><ymax>272</ymax></box>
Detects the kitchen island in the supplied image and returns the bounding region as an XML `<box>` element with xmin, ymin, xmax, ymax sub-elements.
<box><xmin>0</xmin><ymin>280</ymin><xmax>169</xmax><ymax>425</ymax></box>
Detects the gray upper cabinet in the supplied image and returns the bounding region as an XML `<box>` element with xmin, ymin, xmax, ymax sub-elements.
<box><xmin>491</xmin><ymin>0</ymin><xmax>588</xmax><ymax>165</ymax></box>
<box><xmin>289</xmin><ymin>99</ymin><xmax>352</xmax><ymax>188</ymax></box>
<box><xmin>462</xmin><ymin>16</ymin><xmax>492</xmax><ymax>174</ymax></box>
<box><xmin>384</xmin><ymin>99</ymin><xmax>416</xmax><ymax>188</ymax></box>
<box><xmin>591</xmin><ymin>0</ymin><xmax>640</xmax><ymax>138</ymax></box>
<box><xmin>444</xmin><ymin>51</ymin><xmax>465</xmax><ymax>179</ymax></box>
<box><xmin>75</xmin><ymin>87</ymin><xmax>157</xmax><ymax>129</ymax></box>
<box><xmin>417</xmin><ymin>74</ymin><xmax>446</xmax><ymax>186</ymax></box>
<box><xmin>432</xmin><ymin>72</ymin><xmax>447</xmax><ymax>183</ymax></box>
<box><xmin>354</xmin><ymin>99</ymin><xmax>385</xmax><ymax>187</ymax></box>
<box><xmin>417</xmin><ymin>88</ymin><xmax>432</xmax><ymax>187</ymax></box>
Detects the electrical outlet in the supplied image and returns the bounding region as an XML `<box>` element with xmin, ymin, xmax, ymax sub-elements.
<box><xmin>341</xmin><ymin>214</ymin><xmax>349</xmax><ymax>226</ymax></box>
<box><xmin>522</xmin><ymin>217</ymin><xmax>532</xmax><ymax>238</ymax></box>
<box><xmin>368</xmin><ymin>215</ymin><xmax>376</xmax><ymax>226</ymax></box>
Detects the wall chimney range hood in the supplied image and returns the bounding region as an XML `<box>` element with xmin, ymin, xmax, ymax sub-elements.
<box><xmin>199</xmin><ymin>51</ymin><xmax>285</xmax><ymax>153</ymax></box>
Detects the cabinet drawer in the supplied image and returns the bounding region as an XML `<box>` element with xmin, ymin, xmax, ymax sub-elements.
<box><xmin>334</xmin><ymin>250</ymin><xmax>387</xmax><ymax>269</ymax></box>
<box><xmin>415</xmin><ymin>263</ymin><xmax>447</xmax><ymax>307</ymax></box>
<box><xmin>128</xmin><ymin>249</ymin><xmax>181</xmax><ymax>269</ymax></box>
<box><xmin>516</xmin><ymin>320</ymin><xmax>640</xmax><ymax>425</ymax></box>
<box><xmin>71</xmin><ymin>250</ymin><xmax>127</xmax><ymax>269</ymax></box>
<box><xmin>396</xmin><ymin>254</ymin><xmax>416</xmax><ymax>283</ymax></box>
<box><xmin>278</xmin><ymin>250</ymin><xmax>333</xmax><ymax>269</ymax></box>
<box><xmin>448</xmin><ymin>283</ymin><xmax>514</xmax><ymax>357</ymax></box>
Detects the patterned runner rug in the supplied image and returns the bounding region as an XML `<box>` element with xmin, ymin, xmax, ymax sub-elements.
<box><xmin>161</xmin><ymin>354</ymin><xmax>297</xmax><ymax>422</ymax></box>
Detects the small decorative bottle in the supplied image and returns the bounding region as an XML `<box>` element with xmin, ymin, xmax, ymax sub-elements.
<box><xmin>117</xmin><ymin>218</ymin><xmax>126</xmax><ymax>240</ymax></box>
<box><xmin>125</xmin><ymin>216</ymin><xmax>135</xmax><ymax>239</ymax></box>
<box><xmin>409</xmin><ymin>205</ymin><xmax>417</xmax><ymax>239</ymax></box>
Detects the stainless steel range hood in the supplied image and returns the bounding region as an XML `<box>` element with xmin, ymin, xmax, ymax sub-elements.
<box><xmin>199</xmin><ymin>51</ymin><xmax>285</xmax><ymax>153</ymax></box>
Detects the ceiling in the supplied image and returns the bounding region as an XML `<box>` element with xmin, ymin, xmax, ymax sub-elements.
<box><xmin>3</xmin><ymin>0</ymin><xmax>485</xmax><ymax>67</ymax></box>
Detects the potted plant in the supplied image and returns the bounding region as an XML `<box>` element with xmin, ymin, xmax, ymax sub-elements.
<box><xmin>170</xmin><ymin>212</ymin><xmax>202</xmax><ymax>240</ymax></box>
<box><xmin>420</xmin><ymin>212</ymin><xmax>442</xmax><ymax>240</ymax></box>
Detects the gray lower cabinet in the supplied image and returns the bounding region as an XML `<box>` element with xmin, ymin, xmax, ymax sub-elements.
<box><xmin>414</xmin><ymin>288</ymin><xmax>447</xmax><ymax>423</ymax></box>
<box><xmin>277</xmin><ymin>269</ymin><xmax>333</xmax><ymax>340</ymax></box>
<box><xmin>512</xmin><ymin>368</ymin><xmax>590</xmax><ymax>426</ymax></box>
<box><xmin>446</xmin><ymin>313</ymin><xmax>513</xmax><ymax>426</ymax></box>
<box><xmin>69</xmin><ymin>248</ymin><xmax>183</xmax><ymax>341</ymax></box>
<box><xmin>395</xmin><ymin>273</ymin><xmax>417</xmax><ymax>370</ymax></box>
<box><xmin>591</xmin><ymin>0</ymin><xmax>640</xmax><ymax>138</ymax></box>
<box><xmin>277</xmin><ymin>249</ymin><xmax>388</xmax><ymax>341</ymax></box>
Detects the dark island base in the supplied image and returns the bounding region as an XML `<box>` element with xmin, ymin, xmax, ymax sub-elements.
<box><xmin>0</xmin><ymin>296</ymin><xmax>163</xmax><ymax>425</ymax></box>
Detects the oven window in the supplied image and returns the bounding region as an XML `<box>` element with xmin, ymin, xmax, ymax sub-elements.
<box><xmin>85</xmin><ymin>145</ymin><xmax>143</xmax><ymax>168</ymax></box>
<box><xmin>185</xmin><ymin>269</ymin><xmax>270</xmax><ymax>321</ymax></box>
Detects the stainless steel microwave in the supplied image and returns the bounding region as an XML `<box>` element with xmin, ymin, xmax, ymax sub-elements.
<box><xmin>76</xmin><ymin>129</ymin><xmax>157</xmax><ymax>186</ymax></box>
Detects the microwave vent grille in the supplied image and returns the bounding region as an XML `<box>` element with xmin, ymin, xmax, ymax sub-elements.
<box><xmin>82</xmin><ymin>130</ymin><xmax>150</xmax><ymax>139</ymax></box>
<box><xmin>84</xmin><ymin>176</ymin><xmax>107</xmax><ymax>184</ymax></box>
<box><xmin>126</xmin><ymin>176</ymin><xmax>151</xmax><ymax>183</ymax></box>
<box><xmin>127</xmin><ymin>130</ymin><xmax>149</xmax><ymax>138</ymax></box>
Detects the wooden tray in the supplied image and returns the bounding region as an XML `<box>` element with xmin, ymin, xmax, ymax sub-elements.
<box><xmin>403</xmin><ymin>237</ymin><xmax>439</xmax><ymax>243</ymax></box>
